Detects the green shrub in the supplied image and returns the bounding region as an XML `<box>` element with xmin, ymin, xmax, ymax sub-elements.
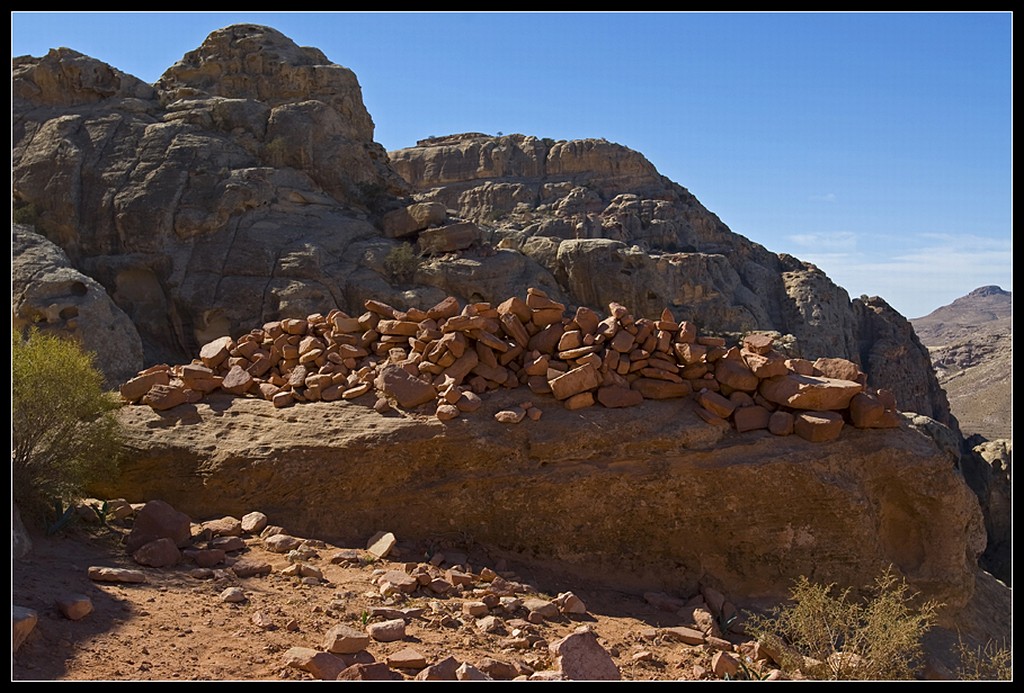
<box><xmin>745</xmin><ymin>566</ymin><xmax>940</xmax><ymax>680</ymax></box>
<box><xmin>12</xmin><ymin>328</ymin><xmax>123</xmax><ymax>526</ymax></box>
<box><xmin>383</xmin><ymin>243</ymin><xmax>419</xmax><ymax>284</ymax></box>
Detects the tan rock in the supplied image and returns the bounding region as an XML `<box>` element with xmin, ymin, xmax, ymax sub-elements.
<box><xmin>742</xmin><ymin>332</ymin><xmax>775</xmax><ymax>355</ymax></box>
<box><xmin>366</xmin><ymin>531</ymin><xmax>397</xmax><ymax>559</ymax></box>
<box><xmin>564</xmin><ymin>391</ymin><xmax>595</xmax><ymax>410</ymax></box>
<box><xmin>323</xmin><ymin>624</ymin><xmax>371</xmax><ymax>654</ymax></box>
<box><xmin>56</xmin><ymin>593</ymin><xmax>94</xmax><ymax>620</ymax></box>
<box><xmin>660</xmin><ymin>626</ymin><xmax>705</xmax><ymax>645</ymax></box>
<box><xmin>141</xmin><ymin>383</ymin><xmax>189</xmax><ymax>410</ymax></box>
<box><xmin>715</xmin><ymin>358</ymin><xmax>759</xmax><ymax>392</ymax></box>
<box><xmin>387</xmin><ymin>646</ymin><xmax>428</xmax><ymax>670</ymax></box>
<box><xmin>733</xmin><ymin>405</ymin><xmax>771</xmax><ymax>433</ymax></box>
<box><xmin>742</xmin><ymin>351</ymin><xmax>789</xmax><ymax>379</ymax></box>
<box><xmin>221</xmin><ymin>365</ymin><xmax>255</xmax><ymax>395</ymax></box>
<box><xmin>382</xmin><ymin>201</ymin><xmax>446</xmax><ymax>238</ymax></box>
<box><xmin>495</xmin><ymin>408</ymin><xmax>526</xmax><ymax>424</ymax></box>
<box><xmin>813</xmin><ymin>357</ymin><xmax>865</xmax><ymax>384</ymax></box>
<box><xmin>699</xmin><ymin>390</ymin><xmax>736</xmax><ymax>418</ymax></box>
<box><xmin>549</xmin><ymin>629</ymin><xmax>621</xmax><ymax>681</ymax></box>
<box><xmin>13</xmin><ymin>606</ymin><xmax>37</xmax><ymax>652</ymax></box>
<box><xmin>120</xmin><ymin>369</ymin><xmax>171</xmax><ymax>402</ymax></box>
<box><xmin>768</xmin><ymin>410</ymin><xmax>795</xmax><ymax>436</ymax></box>
<box><xmin>711</xmin><ymin>650</ymin><xmax>740</xmax><ymax>678</ymax></box>
<box><xmin>419</xmin><ymin>221</ymin><xmax>481</xmax><ymax>254</ymax></box>
<box><xmin>631</xmin><ymin>378</ymin><xmax>691</xmax><ymax>399</ymax></box>
<box><xmin>366</xmin><ymin>618</ymin><xmax>406</xmax><ymax>642</ymax></box>
<box><xmin>596</xmin><ymin>385</ymin><xmax>643</xmax><ymax>408</ymax></box>
<box><xmin>794</xmin><ymin>411</ymin><xmax>845</xmax><ymax>442</ymax></box>
<box><xmin>759</xmin><ymin>374</ymin><xmax>863</xmax><ymax>411</ymax></box>
<box><xmin>549</xmin><ymin>364</ymin><xmax>599</xmax><ymax>400</ymax></box>
<box><xmin>375</xmin><ymin>364</ymin><xmax>435</xmax><ymax>408</ymax></box>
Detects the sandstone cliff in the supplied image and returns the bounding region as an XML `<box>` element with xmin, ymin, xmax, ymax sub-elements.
<box><xmin>13</xmin><ymin>25</ymin><xmax>406</xmax><ymax>365</ymax></box>
<box><xmin>12</xmin><ymin>25</ymin><xmax>952</xmax><ymax>434</ymax></box>
<box><xmin>388</xmin><ymin>133</ymin><xmax>955</xmax><ymax>431</ymax></box>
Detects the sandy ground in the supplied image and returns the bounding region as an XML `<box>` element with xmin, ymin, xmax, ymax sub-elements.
<box><xmin>12</xmin><ymin>518</ymin><xmax>755</xmax><ymax>682</ymax></box>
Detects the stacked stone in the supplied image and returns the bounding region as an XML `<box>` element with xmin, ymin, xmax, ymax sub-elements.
<box><xmin>690</xmin><ymin>333</ymin><xmax>901</xmax><ymax>442</ymax></box>
<box><xmin>119</xmin><ymin>288</ymin><xmax>901</xmax><ymax>441</ymax></box>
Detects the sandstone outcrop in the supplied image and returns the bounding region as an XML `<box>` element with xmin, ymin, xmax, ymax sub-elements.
<box><xmin>117</xmin><ymin>292</ymin><xmax>901</xmax><ymax>442</ymax></box>
<box><xmin>12</xmin><ymin>225</ymin><xmax>144</xmax><ymax>387</ymax></box>
<box><xmin>13</xmin><ymin>25</ymin><xmax>407</xmax><ymax>365</ymax></box>
<box><xmin>98</xmin><ymin>387</ymin><xmax>983</xmax><ymax>615</ymax></box>
<box><xmin>13</xmin><ymin>26</ymin><xmax>951</xmax><ymax>434</ymax></box>
<box><xmin>389</xmin><ymin>133</ymin><xmax>955</xmax><ymax>430</ymax></box>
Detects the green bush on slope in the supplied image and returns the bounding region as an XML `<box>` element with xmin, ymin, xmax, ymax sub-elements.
<box><xmin>12</xmin><ymin>328</ymin><xmax>122</xmax><ymax>526</ymax></box>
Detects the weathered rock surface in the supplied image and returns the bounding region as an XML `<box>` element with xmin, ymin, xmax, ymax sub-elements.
<box><xmin>13</xmin><ymin>25</ymin><xmax>405</xmax><ymax>365</ymax></box>
<box><xmin>389</xmin><ymin>133</ymin><xmax>953</xmax><ymax>428</ymax></box>
<box><xmin>12</xmin><ymin>225</ymin><xmax>143</xmax><ymax>387</ymax></box>
<box><xmin>12</xmin><ymin>26</ymin><xmax>952</xmax><ymax>435</ymax></box>
<box><xmin>95</xmin><ymin>391</ymin><xmax>985</xmax><ymax>613</ymax></box>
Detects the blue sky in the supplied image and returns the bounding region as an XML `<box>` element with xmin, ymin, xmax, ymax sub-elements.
<box><xmin>12</xmin><ymin>11</ymin><xmax>1012</xmax><ymax>319</ymax></box>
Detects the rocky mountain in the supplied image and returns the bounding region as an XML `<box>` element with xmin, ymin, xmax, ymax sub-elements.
<box><xmin>911</xmin><ymin>286</ymin><xmax>1012</xmax><ymax>441</ymax></box>
<box><xmin>12</xmin><ymin>24</ymin><xmax>953</xmax><ymax>433</ymax></box>
<box><xmin>13</xmin><ymin>23</ymin><xmax>1007</xmax><ymax>645</ymax></box>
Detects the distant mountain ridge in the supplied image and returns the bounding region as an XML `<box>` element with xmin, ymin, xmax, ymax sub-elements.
<box><xmin>911</xmin><ymin>286</ymin><xmax>1012</xmax><ymax>441</ymax></box>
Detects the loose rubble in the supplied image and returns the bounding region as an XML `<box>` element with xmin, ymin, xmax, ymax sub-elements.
<box><xmin>17</xmin><ymin>497</ymin><xmax>807</xmax><ymax>680</ymax></box>
<box><xmin>120</xmin><ymin>290</ymin><xmax>901</xmax><ymax>442</ymax></box>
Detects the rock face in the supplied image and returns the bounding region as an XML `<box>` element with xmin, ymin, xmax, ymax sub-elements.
<box><xmin>12</xmin><ymin>225</ymin><xmax>144</xmax><ymax>387</ymax></box>
<box><xmin>94</xmin><ymin>391</ymin><xmax>985</xmax><ymax>613</ymax></box>
<box><xmin>13</xmin><ymin>24</ymin><xmax>407</xmax><ymax>365</ymax></box>
<box><xmin>13</xmin><ymin>25</ymin><xmax>951</xmax><ymax>434</ymax></box>
<box><xmin>389</xmin><ymin>133</ymin><xmax>954</xmax><ymax>429</ymax></box>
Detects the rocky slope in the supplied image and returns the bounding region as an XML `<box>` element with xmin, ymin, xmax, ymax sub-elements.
<box><xmin>911</xmin><ymin>286</ymin><xmax>1012</xmax><ymax>441</ymax></box>
<box><xmin>910</xmin><ymin>286</ymin><xmax>1012</xmax><ymax>585</ymax></box>
<box><xmin>12</xmin><ymin>24</ymin><xmax>952</xmax><ymax>432</ymax></box>
<box><xmin>12</xmin><ymin>23</ymin><xmax>1006</xmax><ymax>669</ymax></box>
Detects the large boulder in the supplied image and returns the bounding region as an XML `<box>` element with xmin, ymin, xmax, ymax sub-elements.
<box><xmin>98</xmin><ymin>391</ymin><xmax>985</xmax><ymax>616</ymax></box>
<box><xmin>12</xmin><ymin>225</ymin><xmax>144</xmax><ymax>388</ymax></box>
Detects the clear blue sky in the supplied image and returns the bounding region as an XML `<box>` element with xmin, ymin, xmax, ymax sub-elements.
<box><xmin>12</xmin><ymin>11</ymin><xmax>1012</xmax><ymax>319</ymax></box>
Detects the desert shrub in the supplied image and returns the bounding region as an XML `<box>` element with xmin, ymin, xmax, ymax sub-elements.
<box><xmin>745</xmin><ymin>566</ymin><xmax>940</xmax><ymax>680</ymax></box>
<box><xmin>13</xmin><ymin>200</ymin><xmax>40</xmax><ymax>227</ymax></box>
<box><xmin>12</xmin><ymin>328</ymin><xmax>123</xmax><ymax>525</ymax></box>
<box><xmin>955</xmin><ymin>636</ymin><xmax>1012</xmax><ymax>680</ymax></box>
<box><xmin>383</xmin><ymin>242</ymin><xmax>419</xmax><ymax>284</ymax></box>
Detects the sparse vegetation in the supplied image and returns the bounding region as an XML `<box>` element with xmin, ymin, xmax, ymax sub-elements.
<box><xmin>263</xmin><ymin>136</ymin><xmax>289</xmax><ymax>166</ymax></box>
<box><xmin>954</xmin><ymin>635</ymin><xmax>1012</xmax><ymax>680</ymax></box>
<box><xmin>13</xmin><ymin>200</ymin><xmax>41</xmax><ymax>227</ymax></box>
<box><xmin>357</xmin><ymin>180</ymin><xmax>390</xmax><ymax>214</ymax></box>
<box><xmin>744</xmin><ymin>566</ymin><xmax>941</xmax><ymax>680</ymax></box>
<box><xmin>383</xmin><ymin>242</ymin><xmax>420</xmax><ymax>284</ymax></box>
<box><xmin>12</xmin><ymin>328</ymin><xmax>123</xmax><ymax>526</ymax></box>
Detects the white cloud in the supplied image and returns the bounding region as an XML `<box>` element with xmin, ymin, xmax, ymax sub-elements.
<box><xmin>780</xmin><ymin>231</ymin><xmax>1012</xmax><ymax>318</ymax></box>
<box><xmin>808</xmin><ymin>192</ymin><xmax>837</xmax><ymax>202</ymax></box>
<box><xmin>784</xmin><ymin>230</ymin><xmax>858</xmax><ymax>252</ymax></box>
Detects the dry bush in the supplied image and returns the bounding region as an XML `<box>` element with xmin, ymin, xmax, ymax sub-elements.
<box><xmin>383</xmin><ymin>242</ymin><xmax>419</xmax><ymax>284</ymax></box>
<box><xmin>955</xmin><ymin>636</ymin><xmax>1012</xmax><ymax>681</ymax></box>
<box><xmin>745</xmin><ymin>566</ymin><xmax>940</xmax><ymax>680</ymax></box>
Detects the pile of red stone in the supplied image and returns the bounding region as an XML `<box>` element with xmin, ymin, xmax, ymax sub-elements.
<box><xmin>119</xmin><ymin>288</ymin><xmax>900</xmax><ymax>442</ymax></box>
